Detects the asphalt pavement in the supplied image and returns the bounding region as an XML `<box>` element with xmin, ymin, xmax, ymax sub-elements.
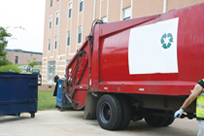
<box><xmin>0</xmin><ymin>109</ymin><xmax>199</xmax><ymax>136</ymax></box>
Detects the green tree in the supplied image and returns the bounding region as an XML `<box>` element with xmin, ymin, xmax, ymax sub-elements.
<box><xmin>27</xmin><ymin>58</ymin><xmax>39</xmax><ymax>69</ymax></box>
<box><xmin>0</xmin><ymin>27</ymin><xmax>12</xmax><ymax>67</ymax></box>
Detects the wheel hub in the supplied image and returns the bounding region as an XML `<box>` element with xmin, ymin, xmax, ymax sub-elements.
<box><xmin>100</xmin><ymin>102</ymin><xmax>112</xmax><ymax>123</ymax></box>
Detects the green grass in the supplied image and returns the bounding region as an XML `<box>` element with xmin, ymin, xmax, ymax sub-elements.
<box><xmin>0</xmin><ymin>65</ymin><xmax>22</xmax><ymax>73</ymax></box>
<box><xmin>13</xmin><ymin>64</ymin><xmax>24</xmax><ymax>67</ymax></box>
<box><xmin>38</xmin><ymin>90</ymin><xmax>56</xmax><ymax>110</ymax></box>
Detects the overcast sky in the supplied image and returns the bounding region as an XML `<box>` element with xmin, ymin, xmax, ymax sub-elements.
<box><xmin>0</xmin><ymin>0</ymin><xmax>45</xmax><ymax>53</ymax></box>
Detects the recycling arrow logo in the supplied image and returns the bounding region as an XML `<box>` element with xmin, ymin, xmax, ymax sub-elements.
<box><xmin>160</xmin><ymin>33</ymin><xmax>173</xmax><ymax>49</ymax></box>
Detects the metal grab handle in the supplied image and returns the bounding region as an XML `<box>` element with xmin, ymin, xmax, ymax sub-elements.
<box><xmin>38</xmin><ymin>75</ymin><xmax>42</xmax><ymax>86</ymax></box>
<box><xmin>28</xmin><ymin>75</ymin><xmax>42</xmax><ymax>86</ymax></box>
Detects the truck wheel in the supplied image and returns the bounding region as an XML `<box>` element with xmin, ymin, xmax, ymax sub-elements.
<box><xmin>145</xmin><ymin>114</ymin><xmax>168</xmax><ymax>127</ymax></box>
<box><xmin>117</xmin><ymin>96</ymin><xmax>132</xmax><ymax>130</ymax></box>
<box><xmin>163</xmin><ymin>111</ymin><xmax>175</xmax><ymax>126</ymax></box>
<box><xmin>163</xmin><ymin>116</ymin><xmax>174</xmax><ymax>126</ymax></box>
<box><xmin>96</xmin><ymin>94</ymin><xmax>122</xmax><ymax>130</ymax></box>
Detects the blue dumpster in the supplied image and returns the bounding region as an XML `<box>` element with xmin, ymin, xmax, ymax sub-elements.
<box><xmin>0</xmin><ymin>72</ymin><xmax>39</xmax><ymax>118</ymax></box>
<box><xmin>56</xmin><ymin>79</ymin><xmax>70</xmax><ymax>110</ymax></box>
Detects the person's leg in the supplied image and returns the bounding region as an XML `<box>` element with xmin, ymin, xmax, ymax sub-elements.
<box><xmin>197</xmin><ymin>120</ymin><xmax>204</xmax><ymax>136</ymax></box>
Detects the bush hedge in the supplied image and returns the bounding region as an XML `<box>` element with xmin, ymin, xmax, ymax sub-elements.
<box><xmin>0</xmin><ymin>65</ymin><xmax>22</xmax><ymax>73</ymax></box>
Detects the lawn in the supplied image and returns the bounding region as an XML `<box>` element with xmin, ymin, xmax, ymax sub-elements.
<box><xmin>38</xmin><ymin>90</ymin><xmax>56</xmax><ymax>110</ymax></box>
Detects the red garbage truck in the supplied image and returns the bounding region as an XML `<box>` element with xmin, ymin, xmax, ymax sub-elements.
<box><xmin>63</xmin><ymin>3</ymin><xmax>204</xmax><ymax>130</ymax></box>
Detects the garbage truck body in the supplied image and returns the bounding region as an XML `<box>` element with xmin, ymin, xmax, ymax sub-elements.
<box><xmin>63</xmin><ymin>3</ymin><xmax>204</xmax><ymax>130</ymax></box>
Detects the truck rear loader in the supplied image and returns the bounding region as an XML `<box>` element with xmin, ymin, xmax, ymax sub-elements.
<box><xmin>62</xmin><ymin>3</ymin><xmax>204</xmax><ymax>130</ymax></box>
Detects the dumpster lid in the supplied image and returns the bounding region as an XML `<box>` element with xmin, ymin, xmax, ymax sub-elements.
<box><xmin>0</xmin><ymin>72</ymin><xmax>20</xmax><ymax>75</ymax></box>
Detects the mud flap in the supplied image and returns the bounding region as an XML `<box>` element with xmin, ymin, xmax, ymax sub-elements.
<box><xmin>84</xmin><ymin>92</ymin><xmax>99</xmax><ymax>119</ymax></box>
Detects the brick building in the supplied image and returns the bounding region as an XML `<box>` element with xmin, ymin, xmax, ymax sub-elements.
<box><xmin>6</xmin><ymin>49</ymin><xmax>42</xmax><ymax>65</ymax></box>
<box><xmin>42</xmin><ymin>0</ymin><xmax>204</xmax><ymax>82</ymax></box>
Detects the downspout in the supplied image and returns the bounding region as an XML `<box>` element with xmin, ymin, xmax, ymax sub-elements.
<box><xmin>56</xmin><ymin>0</ymin><xmax>62</xmax><ymax>78</ymax></box>
<box><xmin>93</xmin><ymin>0</ymin><xmax>96</xmax><ymax>20</ymax></box>
<box><xmin>163</xmin><ymin>0</ymin><xmax>167</xmax><ymax>13</ymax></box>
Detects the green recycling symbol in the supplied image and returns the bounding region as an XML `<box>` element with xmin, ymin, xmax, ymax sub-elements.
<box><xmin>160</xmin><ymin>33</ymin><xmax>173</xmax><ymax>49</ymax></box>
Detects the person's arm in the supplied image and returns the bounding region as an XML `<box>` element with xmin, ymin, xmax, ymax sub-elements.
<box><xmin>181</xmin><ymin>84</ymin><xmax>203</xmax><ymax>110</ymax></box>
<box><xmin>174</xmin><ymin>84</ymin><xmax>203</xmax><ymax>118</ymax></box>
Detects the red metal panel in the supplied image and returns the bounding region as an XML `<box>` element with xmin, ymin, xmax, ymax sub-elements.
<box><xmin>66</xmin><ymin>40</ymin><xmax>90</xmax><ymax>109</ymax></box>
<box><xmin>72</xmin><ymin>89</ymin><xmax>87</xmax><ymax>110</ymax></box>
<box><xmin>91</xmin><ymin>3</ymin><xmax>204</xmax><ymax>96</ymax></box>
<box><xmin>98</xmin><ymin>81</ymin><xmax>196</xmax><ymax>95</ymax></box>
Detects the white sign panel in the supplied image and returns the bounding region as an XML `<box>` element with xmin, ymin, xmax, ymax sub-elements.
<box><xmin>128</xmin><ymin>18</ymin><xmax>179</xmax><ymax>75</ymax></box>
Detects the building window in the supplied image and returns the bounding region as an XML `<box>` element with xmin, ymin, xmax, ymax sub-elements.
<box><xmin>55</xmin><ymin>37</ymin><xmax>57</xmax><ymax>49</ymax></box>
<box><xmin>78</xmin><ymin>26</ymin><xmax>82</xmax><ymax>44</ymax></box>
<box><xmin>48</xmin><ymin>39</ymin><xmax>51</xmax><ymax>51</ymax></box>
<box><xmin>50</xmin><ymin>0</ymin><xmax>53</xmax><ymax>7</ymax></box>
<box><xmin>47</xmin><ymin>61</ymin><xmax>56</xmax><ymax>82</ymax></box>
<box><xmin>15</xmin><ymin>56</ymin><xmax>18</xmax><ymax>64</ymax></box>
<box><xmin>57</xmin><ymin>0</ymin><xmax>59</xmax><ymax>1</ymax></box>
<box><xmin>123</xmin><ymin>7</ymin><xmax>131</xmax><ymax>20</ymax></box>
<box><xmin>56</xmin><ymin>12</ymin><xmax>59</xmax><ymax>25</ymax></box>
<box><xmin>49</xmin><ymin>17</ymin><xmax>52</xmax><ymax>29</ymax></box>
<box><xmin>37</xmin><ymin>62</ymin><xmax>42</xmax><ymax>65</ymax></box>
<box><xmin>101</xmin><ymin>16</ymin><xmax>107</xmax><ymax>23</ymax></box>
<box><xmin>65</xmin><ymin>60</ymin><xmax>71</xmax><ymax>74</ymax></box>
<box><xmin>66</xmin><ymin>60</ymin><xmax>71</xmax><ymax>66</ymax></box>
<box><xmin>79</xmin><ymin>0</ymin><xmax>83</xmax><ymax>12</ymax></box>
<box><xmin>67</xmin><ymin>31</ymin><xmax>70</xmax><ymax>46</ymax></box>
<box><xmin>68</xmin><ymin>2</ymin><xmax>72</xmax><ymax>18</ymax></box>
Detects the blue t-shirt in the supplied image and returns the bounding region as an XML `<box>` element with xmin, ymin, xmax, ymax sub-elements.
<box><xmin>198</xmin><ymin>79</ymin><xmax>204</xmax><ymax>89</ymax></box>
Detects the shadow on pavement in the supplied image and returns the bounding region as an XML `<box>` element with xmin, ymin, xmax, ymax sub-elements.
<box><xmin>122</xmin><ymin>120</ymin><xmax>196</xmax><ymax>136</ymax></box>
<box><xmin>0</xmin><ymin>116</ymin><xmax>31</xmax><ymax>123</ymax></box>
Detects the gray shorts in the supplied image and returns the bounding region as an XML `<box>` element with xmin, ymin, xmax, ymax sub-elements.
<box><xmin>198</xmin><ymin>120</ymin><xmax>204</xmax><ymax>136</ymax></box>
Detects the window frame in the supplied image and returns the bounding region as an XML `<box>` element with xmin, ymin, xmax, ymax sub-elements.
<box><xmin>79</xmin><ymin>0</ymin><xmax>84</xmax><ymax>12</ymax></box>
<box><xmin>78</xmin><ymin>26</ymin><xmax>82</xmax><ymax>44</ymax></box>
<box><xmin>67</xmin><ymin>31</ymin><xmax>71</xmax><ymax>46</ymax></box>
<box><xmin>50</xmin><ymin>0</ymin><xmax>53</xmax><ymax>7</ymax></box>
<box><xmin>55</xmin><ymin>36</ymin><xmax>57</xmax><ymax>49</ymax></box>
<box><xmin>49</xmin><ymin>16</ymin><xmax>52</xmax><ymax>29</ymax></box>
<box><xmin>48</xmin><ymin>39</ymin><xmax>51</xmax><ymax>51</ymax></box>
<box><xmin>68</xmin><ymin>2</ymin><xmax>72</xmax><ymax>18</ymax></box>
<box><xmin>101</xmin><ymin>16</ymin><xmax>107</xmax><ymax>23</ymax></box>
<box><xmin>123</xmin><ymin>7</ymin><xmax>131</xmax><ymax>20</ymax></box>
<box><xmin>56</xmin><ymin>12</ymin><xmax>59</xmax><ymax>25</ymax></box>
<box><xmin>15</xmin><ymin>56</ymin><xmax>18</xmax><ymax>64</ymax></box>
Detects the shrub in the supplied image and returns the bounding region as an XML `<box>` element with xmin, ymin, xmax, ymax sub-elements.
<box><xmin>0</xmin><ymin>65</ymin><xmax>22</xmax><ymax>73</ymax></box>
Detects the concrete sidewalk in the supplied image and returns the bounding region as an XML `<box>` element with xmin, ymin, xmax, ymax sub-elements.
<box><xmin>0</xmin><ymin>109</ymin><xmax>198</xmax><ymax>136</ymax></box>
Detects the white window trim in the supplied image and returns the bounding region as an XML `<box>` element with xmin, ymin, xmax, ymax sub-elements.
<box><xmin>68</xmin><ymin>2</ymin><xmax>72</xmax><ymax>19</ymax></box>
<box><xmin>49</xmin><ymin>16</ymin><xmax>52</xmax><ymax>29</ymax></box>
<box><xmin>101</xmin><ymin>16</ymin><xmax>107</xmax><ymax>23</ymax></box>
<box><xmin>67</xmin><ymin>31</ymin><xmax>71</xmax><ymax>46</ymax></box>
<box><xmin>48</xmin><ymin>39</ymin><xmax>51</xmax><ymax>51</ymax></box>
<box><xmin>55</xmin><ymin>11</ymin><xmax>59</xmax><ymax>25</ymax></box>
<box><xmin>55</xmin><ymin>36</ymin><xmax>57</xmax><ymax>49</ymax></box>
<box><xmin>77</xmin><ymin>26</ymin><xmax>82</xmax><ymax>45</ymax></box>
<box><xmin>123</xmin><ymin>7</ymin><xmax>132</xmax><ymax>20</ymax></box>
<box><xmin>79</xmin><ymin>0</ymin><xmax>84</xmax><ymax>13</ymax></box>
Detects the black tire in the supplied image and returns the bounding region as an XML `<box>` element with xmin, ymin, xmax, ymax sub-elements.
<box><xmin>117</xmin><ymin>95</ymin><xmax>132</xmax><ymax>130</ymax></box>
<box><xmin>163</xmin><ymin>111</ymin><xmax>175</xmax><ymax>126</ymax></box>
<box><xmin>145</xmin><ymin>114</ymin><xmax>168</xmax><ymax>127</ymax></box>
<box><xmin>96</xmin><ymin>94</ymin><xmax>122</xmax><ymax>130</ymax></box>
<box><xmin>163</xmin><ymin>116</ymin><xmax>174</xmax><ymax>126</ymax></box>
